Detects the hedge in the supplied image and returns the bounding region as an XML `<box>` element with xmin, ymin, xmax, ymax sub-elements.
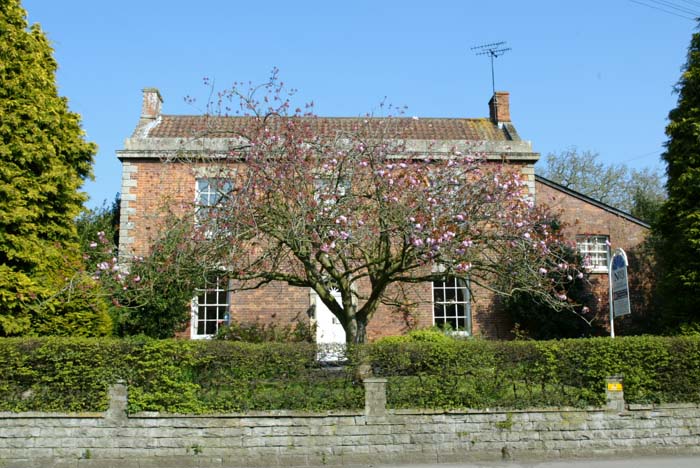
<box><xmin>0</xmin><ymin>338</ymin><xmax>362</xmax><ymax>413</ymax></box>
<box><xmin>0</xmin><ymin>336</ymin><xmax>699</xmax><ymax>413</ymax></box>
<box><xmin>371</xmin><ymin>335</ymin><xmax>700</xmax><ymax>408</ymax></box>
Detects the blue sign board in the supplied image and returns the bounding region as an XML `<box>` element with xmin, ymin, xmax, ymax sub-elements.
<box><xmin>610</xmin><ymin>249</ymin><xmax>630</xmax><ymax>318</ymax></box>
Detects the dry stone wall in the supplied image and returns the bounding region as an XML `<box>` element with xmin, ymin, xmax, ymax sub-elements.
<box><xmin>1</xmin><ymin>382</ymin><xmax>699</xmax><ymax>467</ymax></box>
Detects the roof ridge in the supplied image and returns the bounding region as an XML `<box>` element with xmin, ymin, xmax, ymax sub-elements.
<box><xmin>141</xmin><ymin>114</ymin><xmax>519</xmax><ymax>143</ymax></box>
<box><xmin>535</xmin><ymin>175</ymin><xmax>651</xmax><ymax>228</ymax></box>
<box><xmin>158</xmin><ymin>114</ymin><xmax>491</xmax><ymax>121</ymax></box>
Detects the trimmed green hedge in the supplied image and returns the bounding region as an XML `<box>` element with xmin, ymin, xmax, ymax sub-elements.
<box><xmin>1</xmin><ymin>336</ymin><xmax>699</xmax><ymax>413</ymax></box>
<box><xmin>371</xmin><ymin>335</ymin><xmax>700</xmax><ymax>408</ymax></box>
<box><xmin>0</xmin><ymin>337</ymin><xmax>125</xmax><ymax>412</ymax></box>
<box><xmin>121</xmin><ymin>340</ymin><xmax>362</xmax><ymax>413</ymax></box>
<box><xmin>0</xmin><ymin>338</ymin><xmax>362</xmax><ymax>413</ymax></box>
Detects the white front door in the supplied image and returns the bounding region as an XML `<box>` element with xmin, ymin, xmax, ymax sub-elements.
<box><xmin>314</xmin><ymin>288</ymin><xmax>346</xmax><ymax>361</ymax></box>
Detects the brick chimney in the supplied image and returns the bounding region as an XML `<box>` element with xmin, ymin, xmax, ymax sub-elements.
<box><xmin>141</xmin><ymin>88</ymin><xmax>163</xmax><ymax>119</ymax></box>
<box><xmin>489</xmin><ymin>91</ymin><xmax>510</xmax><ymax>124</ymax></box>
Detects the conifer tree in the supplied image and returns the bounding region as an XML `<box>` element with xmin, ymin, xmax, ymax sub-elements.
<box><xmin>0</xmin><ymin>1</ymin><xmax>109</xmax><ymax>335</ymax></box>
<box><xmin>656</xmin><ymin>28</ymin><xmax>700</xmax><ymax>329</ymax></box>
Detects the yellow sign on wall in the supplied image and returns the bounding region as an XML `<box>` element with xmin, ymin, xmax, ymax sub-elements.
<box><xmin>607</xmin><ymin>382</ymin><xmax>623</xmax><ymax>392</ymax></box>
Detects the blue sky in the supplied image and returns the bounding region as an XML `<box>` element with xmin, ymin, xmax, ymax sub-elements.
<box><xmin>22</xmin><ymin>0</ymin><xmax>697</xmax><ymax>208</ymax></box>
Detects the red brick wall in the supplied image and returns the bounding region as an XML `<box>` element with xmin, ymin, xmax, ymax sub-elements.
<box><xmin>126</xmin><ymin>162</ymin><xmax>649</xmax><ymax>341</ymax></box>
<box><xmin>124</xmin><ymin>159</ymin><xmax>196</xmax><ymax>256</ymax></box>
<box><xmin>228</xmin><ymin>281</ymin><xmax>310</xmax><ymax>325</ymax></box>
<box><xmin>535</xmin><ymin>180</ymin><xmax>650</xmax><ymax>327</ymax></box>
<box><xmin>125</xmin><ymin>158</ymin><xmax>513</xmax><ymax>341</ymax></box>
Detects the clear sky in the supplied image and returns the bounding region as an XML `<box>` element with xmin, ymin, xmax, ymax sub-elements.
<box><xmin>21</xmin><ymin>0</ymin><xmax>698</xmax><ymax>208</ymax></box>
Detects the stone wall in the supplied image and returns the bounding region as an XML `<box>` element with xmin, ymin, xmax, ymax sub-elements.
<box><xmin>2</xmin><ymin>381</ymin><xmax>700</xmax><ymax>467</ymax></box>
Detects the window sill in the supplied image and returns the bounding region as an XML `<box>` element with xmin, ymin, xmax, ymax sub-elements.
<box><xmin>190</xmin><ymin>334</ymin><xmax>214</xmax><ymax>340</ymax></box>
<box><xmin>446</xmin><ymin>330</ymin><xmax>471</xmax><ymax>337</ymax></box>
<box><xmin>586</xmin><ymin>268</ymin><xmax>609</xmax><ymax>275</ymax></box>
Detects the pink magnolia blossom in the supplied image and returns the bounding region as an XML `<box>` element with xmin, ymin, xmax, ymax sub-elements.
<box><xmin>177</xmin><ymin>72</ymin><xmax>579</xmax><ymax>343</ymax></box>
<box><xmin>456</xmin><ymin>262</ymin><xmax>472</xmax><ymax>272</ymax></box>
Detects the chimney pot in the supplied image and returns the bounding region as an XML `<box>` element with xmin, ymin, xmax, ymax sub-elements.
<box><xmin>141</xmin><ymin>88</ymin><xmax>163</xmax><ymax>119</ymax></box>
<box><xmin>489</xmin><ymin>91</ymin><xmax>511</xmax><ymax>124</ymax></box>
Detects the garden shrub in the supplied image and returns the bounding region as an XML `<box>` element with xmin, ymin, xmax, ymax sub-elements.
<box><xmin>371</xmin><ymin>338</ymin><xmax>506</xmax><ymax>408</ymax></box>
<box><xmin>121</xmin><ymin>339</ymin><xmax>363</xmax><ymax>413</ymax></box>
<box><xmin>0</xmin><ymin>337</ymin><xmax>124</xmax><ymax>412</ymax></box>
<box><xmin>214</xmin><ymin>318</ymin><xmax>314</xmax><ymax>343</ymax></box>
<box><xmin>371</xmin><ymin>335</ymin><xmax>700</xmax><ymax>409</ymax></box>
<box><xmin>1</xmin><ymin>335</ymin><xmax>700</xmax><ymax>413</ymax></box>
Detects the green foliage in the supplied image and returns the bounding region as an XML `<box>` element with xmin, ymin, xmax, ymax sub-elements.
<box><xmin>631</xmin><ymin>182</ymin><xmax>664</xmax><ymax>225</ymax></box>
<box><xmin>0</xmin><ymin>1</ymin><xmax>98</xmax><ymax>336</ymax></box>
<box><xmin>655</xmin><ymin>27</ymin><xmax>700</xmax><ymax>330</ymax></box>
<box><xmin>500</xmin><ymin>219</ymin><xmax>600</xmax><ymax>340</ymax></box>
<box><xmin>30</xmin><ymin>276</ymin><xmax>113</xmax><ymax>337</ymax></box>
<box><xmin>374</xmin><ymin>328</ymin><xmax>459</xmax><ymax>345</ymax></box>
<box><xmin>538</xmin><ymin>148</ymin><xmax>665</xmax><ymax>219</ymax></box>
<box><xmin>76</xmin><ymin>196</ymin><xmax>120</xmax><ymax>259</ymax></box>
<box><xmin>371</xmin><ymin>337</ymin><xmax>504</xmax><ymax>408</ymax></box>
<box><xmin>0</xmin><ymin>337</ymin><xmax>363</xmax><ymax>413</ymax></box>
<box><xmin>616</xmin><ymin>237</ymin><xmax>662</xmax><ymax>335</ymax></box>
<box><xmin>79</xmin><ymin>207</ymin><xmax>207</xmax><ymax>338</ymax></box>
<box><xmin>215</xmin><ymin>318</ymin><xmax>315</xmax><ymax>343</ymax></box>
<box><xmin>371</xmin><ymin>336</ymin><xmax>700</xmax><ymax>409</ymax></box>
<box><xmin>678</xmin><ymin>322</ymin><xmax>700</xmax><ymax>335</ymax></box>
<box><xmin>0</xmin><ymin>337</ymin><xmax>124</xmax><ymax>411</ymax></box>
<box><xmin>104</xmin><ymin>216</ymin><xmax>218</xmax><ymax>338</ymax></box>
<box><xmin>404</xmin><ymin>328</ymin><xmax>459</xmax><ymax>342</ymax></box>
<box><xmin>1</xmin><ymin>336</ymin><xmax>699</xmax><ymax>413</ymax></box>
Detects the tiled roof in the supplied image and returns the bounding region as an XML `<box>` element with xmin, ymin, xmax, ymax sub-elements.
<box><xmin>145</xmin><ymin>115</ymin><xmax>512</xmax><ymax>141</ymax></box>
<box><xmin>535</xmin><ymin>176</ymin><xmax>651</xmax><ymax>229</ymax></box>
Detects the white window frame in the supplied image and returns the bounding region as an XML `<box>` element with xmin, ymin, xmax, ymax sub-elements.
<box><xmin>432</xmin><ymin>276</ymin><xmax>471</xmax><ymax>335</ymax></box>
<box><xmin>576</xmin><ymin>235</ymin><xmax>610</xmax><ymax>274</ymax></box>
<box><xmin>191</xmin><ymin>276</ymin><xmax>230</xmax><ymax>339</ymax></box>
<box><xmin>195</xmin><ymin>178</ymin><xmax>233</xmax><ymax>234</ymax></box>
<box><xmin>313</xmin><ymin>175</ymin><xmax>350</xmax><ymax>206</ymax></box>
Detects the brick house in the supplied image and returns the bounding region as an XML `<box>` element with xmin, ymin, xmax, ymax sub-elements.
<box><xmin>117</xmin><ymin>89</ymin><xmax>649</xmax><ymax>340</ymax></box>
<box><xmin>535</xmin><ymin>175</ymin><xmax>651</xmax><ymax>329</ymax></box>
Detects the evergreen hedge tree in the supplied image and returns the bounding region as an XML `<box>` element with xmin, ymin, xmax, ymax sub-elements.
<box><xmin>0</xmin><ymin>1</ymin><xmax>110</xmax><ymax>336</ymax></box>
<box><xmin>656</xmin><ymin>28</ymin><xmax>700</xmax><ymax>330</ymax></box>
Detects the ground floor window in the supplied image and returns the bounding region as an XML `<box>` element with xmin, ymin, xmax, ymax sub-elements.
<box><xmin>191</xmin><ymin>276</ymin><xmax>229</xmax><ymax>339</ymax></box>
<box><xmin>576</xmin><ymin>235</ymin><xmax>610</xmax><ymax>273</ymax></box>
<box><xmin>432</xmin><ymin>277</ymin><xmax>471</xmax><ymax>333</ymax></box>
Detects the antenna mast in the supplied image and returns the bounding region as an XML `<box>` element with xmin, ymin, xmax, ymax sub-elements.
<box><xmin>471</xmin><ymin>41</ymin><xmax>511</xmax><ymax>95</ymax></box>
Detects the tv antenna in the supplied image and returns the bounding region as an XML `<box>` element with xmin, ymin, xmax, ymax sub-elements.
<box><xmin>471</xmin><ymin>41</ymin><xmax>511</xmax><ymax>95</ymax></box>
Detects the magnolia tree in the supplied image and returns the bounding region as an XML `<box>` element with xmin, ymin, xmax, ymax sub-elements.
<box><xmin>179</xmin><ymin>72</ymin><xmax>580</xmax><ymax>344</ymax></box>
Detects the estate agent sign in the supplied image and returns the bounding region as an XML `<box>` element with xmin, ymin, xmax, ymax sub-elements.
<box><xmin>609</xmin><ymin>248</ymin><xmax>631</xmax><ymax>337</ymax></box>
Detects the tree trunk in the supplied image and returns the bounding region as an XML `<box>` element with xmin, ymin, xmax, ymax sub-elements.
<box><xmin>345</xmin><ymin>315</ymin><xmax>368</xmax><ymax>344</ymax></box>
